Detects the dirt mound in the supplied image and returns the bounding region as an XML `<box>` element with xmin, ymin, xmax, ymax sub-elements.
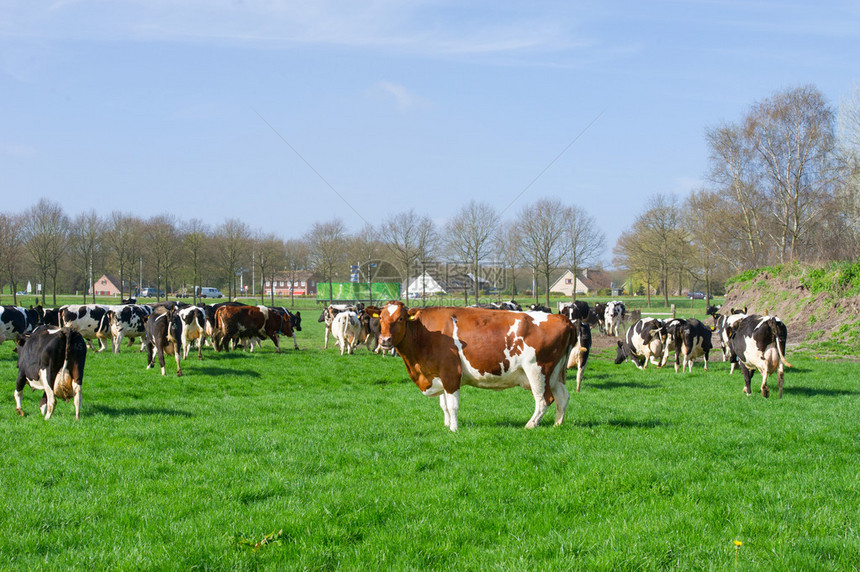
<box><xmin>722</xmin><ymin>271</ymin><xmax>860</xmax><ymax>347</ymax></box>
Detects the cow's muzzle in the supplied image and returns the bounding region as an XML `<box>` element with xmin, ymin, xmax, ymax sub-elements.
<box><xmin>378</xmin><ymin>336</ymin><xmax>394</xmax><ymax>350</ymax></box>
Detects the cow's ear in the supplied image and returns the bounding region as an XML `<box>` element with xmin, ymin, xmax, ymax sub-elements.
<box><xmin>407</xmin><ymin>308</ymin><xmax>420</xmax><ymax>321</ymax></box>
<box><xmin>371</xmin><ymin>313</ymin><xmax>379</xmax><ymax>318</ymax></box>
<box><xmin>616</xmin><ymin>340</ymin><xmax>623</xmax><ymax>348</ymax></box>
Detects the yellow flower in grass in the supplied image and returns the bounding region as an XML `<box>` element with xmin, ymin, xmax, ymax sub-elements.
<box><xmin>734</xmin><ymin>540</ymin><xmax>743</xmax><ymax>548</ymax></box>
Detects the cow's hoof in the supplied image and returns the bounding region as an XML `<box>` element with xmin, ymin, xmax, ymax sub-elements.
<box><xmin>762</xmin><ymin>386</ymin><xmax>769</xmax><ymax>398</ymax></box>
<box><xmin>176</xmin><ymin>371</ymin><xmax>183</xmax><ymax>377</ymax></box>
<box><xmin>15</xmin><ymin>408</ymin><xmax>25</xmax><ymax>417</ymax></box>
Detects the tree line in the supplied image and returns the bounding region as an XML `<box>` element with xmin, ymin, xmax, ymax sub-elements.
<box><xmin>613</xmin><ymin>84</ymin><xmax>860</xmax><ymax>306</ymax></box>
<box><xmin>0</xmin><ymin>197</ymin><xmax>606</xmax><ymax>308</ymax></box>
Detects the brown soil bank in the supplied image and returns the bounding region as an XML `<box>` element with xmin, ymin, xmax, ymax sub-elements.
<box><xmin>721</xmin><ymin>262</ymin><xmax>860</xmax><ymax>354</ymax></box>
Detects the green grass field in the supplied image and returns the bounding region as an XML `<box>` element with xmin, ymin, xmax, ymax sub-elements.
<box><xmin>1</xmin><ymin>297</ymin><xmax>858</xmax><ymax>570</ymax></box>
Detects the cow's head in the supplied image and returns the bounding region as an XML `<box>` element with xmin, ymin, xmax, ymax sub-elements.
<box><xmin>289</xmin><ymin>310</ymin><xmax>302</xmax><ymax>332</ymax></box>
<box><xmin>376</xmin><ymin>301</ymin><xmax>417</xmax><ymax>350</ymax></box>
<box><xmin>614</xmin><ymin>340</ymin><xmax>628</xmax><ymax>364</ymax></box>
<box><xmin>706</xmin><ymin>304</ymin><xmax>721</xmax><ymax>317</ymax></box>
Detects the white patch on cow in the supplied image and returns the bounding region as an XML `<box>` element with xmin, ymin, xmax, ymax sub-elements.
<box><xmin>525</xmin><ymin>311</ymin><xmax>549</xmax><ymax>325</ymax></box>
<box><xmin>422</xmin><ymin>377</ymin><xmax>445</xmax><ymax>396</ymax></box>
<box><xmin>441</xmin><ymin>390</ymin><xmax>461</xmax><ymax>432</ymax></box>
<box><xmin>451</xmin><ymin>316</ymin><xmax>536</xmax><ymax>391</ymax></box>
<box><xmin>386</xmin><ymin>304</ymin><xmax>399</xmax><ymax>316</ymax></box>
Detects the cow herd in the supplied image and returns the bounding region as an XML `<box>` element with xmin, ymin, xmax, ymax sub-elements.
<box><xmin>2</xmin><ymin>300</ymin><xmax>302</xmax><ymax>419</ymax></box>
<box><xmin>5</xmin><ymin>296</ymin><xmax>793</xmax><ymax>427</ymax></box>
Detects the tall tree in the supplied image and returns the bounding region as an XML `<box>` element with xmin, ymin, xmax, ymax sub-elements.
<box><xmin>214</xmin><ymin>218</ymin><xmax>251</xmax><ymax>300</ymax></box>
<box><xmin>517</xmin><ymin>199</ymin><xmax>570</xmax><ymax>306</ymax></box>
<box><xmin>283</xmin><ymin>239</ymin><xmax>311</xmax><ymax>307</ymax></box>
<box><xmin>745</xmin><ymin>85</ymin><xmax>838</xmax><ymax>262</ymax></box>
<box><xmin>445</xmin><ymin>201</ymin><xmax>498</xmax><ymax>304</ymax></box>
<box><xmin>0</xmin><ymin>213</ymin><xmax>26</xmax><ymax>305</ymax></box>
<box><xmin>144</xmin><ymin>215</ymin><xmax>181</xmax><ymax>301</ymax></box>
<box><xmin>381</xmin><ymin>209</ymin><xmax>421</xmax><ymax>300</ymax></box>
<box><xmin>564</xmin><ymin>205</ymin><xmax>605</xmax><ymax>301</ymax></box>
<box><xmin>70</xmin><ymin>211</ymin><xmax>102</xmax><ymax>303</ymax></box>
<box><xmin>183</xmin><ymin>219</ymin><xmax>209</xmax><ymax>303</ymax></box>
<box><xmin>105</xmin><ymin>212</ymin><xmax>141</xmax><ymax>299</ymax></box>
<box><xmin>307</xmin><ymin>219</ymin><xmax>347</xmax><ymax>304</ymax></box>
<box><xmin>254</xmin><ymin>232</ymin><xmax>285</xmax><ymax>305</ymax></box>
<box><xmin>23</xmin><ymin>199</ymin><xmax>69</xmax><ymax>306</ymax></box>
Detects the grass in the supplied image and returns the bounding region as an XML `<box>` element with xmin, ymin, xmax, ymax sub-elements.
<box><xmin>1</xmin><ymin>300</ymin><xmax>858</xmax><ymax>570</ymax></box>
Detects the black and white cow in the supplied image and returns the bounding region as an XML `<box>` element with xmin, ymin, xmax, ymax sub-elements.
<box><xmin>614</xmin><ymin>318</ymin><xmax>667</xmax><ymax>370</ymax></box>
<box><xmin>567</xmin><ymin>320</ymin><xmax>592</xmax><ymax>392</ymax></box>
<box><xmin>725</xmin><ymin>315</ymin><xmax>791</xmax><ymax>398</ymax></box>
<box><xmin>665</xmin><ymin>318</ymin><xmax>713</xmax><ymax>373</ymax></box>
<box><xmin>590</xmin><ymin>302</ymin><xmax>607</xmax><ymax>333</ymax></box>
<box><xmin>0</xmin><ymin>306</ymin><xmax>40</xmax><ymax>345</ymax></box>
<box><xmin>604</xmin><ymin>300</ymin><xmax>626</xmax><ymax>337</ymax></box>
<box><xmin>107</xmin><ymin>304</ymin><xmax>152</xmax><ymax>353</ymax></box>
<box><xmin>14</xmin><ymin>326</ymin><xmax>87</xmax><ymax>420</ymax></box>
<box><xmin>559</xmin><ymin>301</ymin><xmax>590</xmax><ymax>323</ymax></box>
<box><xmin>59</xmin><ymin>304</ymin><xmax>112</xmax><ymax>352</ymax></box>
<box><xmin>144</xmin><ymin>307</ymin><xmax>183</xmax><ymax>376</ymax></box>
<box><xmin>528</xmin><ymin>303</ymin><xmax>553</xmax><ymax>313</ymax></box>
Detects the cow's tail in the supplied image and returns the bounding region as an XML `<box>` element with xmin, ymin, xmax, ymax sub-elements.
<box><xmin>59</xmin><ymin>327</ymin><xmax>73</xmax><ymax>388</ymax></box>
<box><xmin>768</xmin><ymin>318</ymin><xmax>792</xmax><ymax>368</ymax></box>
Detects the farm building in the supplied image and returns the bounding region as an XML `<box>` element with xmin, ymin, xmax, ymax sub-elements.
<box><xmin>550</xmin><ymin>268</ymin><xmax>620</xmax><ymax>296</ymax></box>
<box><xmin>264</xmin><ymin>271</ymin><xmax>316</xmax><ymax>296</ymax></box>
<box><xmin>88</xmin><ymin>274</ymin><xmax>123</xmax><ymax>297</ymax></box>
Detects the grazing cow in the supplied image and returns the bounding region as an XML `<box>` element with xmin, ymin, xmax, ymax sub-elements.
<box><xmin>567</xmin><ymin>321</ymin><xmax>592</xmax><ymax>392</ymax></box>
<box><xmin>528</xmin><ymin>303</ymin><xmax>553</xmax><ymax>313</ymax></box>
<box><xmin>107</xmin><ymin>304</ymin><xmax>152</xmax><ymax>353</ymax></box>
<box><xmin>144</xmin><ymin>307</ymin><xmax>182</xmax><ymax>376</ymax></box>
<box><xmin>664</xmin><ymin>318</ymin><xmax>712</xmax><ymax>372</ymax></box>
<box><xmin>177</xmin><ymin>306</ymin><xmax>207</xmax><ymax>359</ymax></box>
<box><xmin>266</xmin><ymin>307</ymin><xmax>301</xmax><ymax>350</ymax></box>
<box><xmin>725</xmin><ymin>315</ymin><xmax>792</xmax><ymax>398</ymax></box>
<box><xmin>614</xmin><ymin>318</ymin><xmax>667</xmax><ymax>370</ymax></box>
<box><xmin>1</xmin><ymin>306</ymin><xmax>36</xmax><ymax>345</ymax></box>
<box><xmin>248</xmin><ymin>306</ymin><xmax>296</xmax><ymax>353</ymax></box>
<box><xmin>331</xmin><ymin>310</ymin><xmax>361</xmax><ymax>355</ymax></box>
<box><xmin>604</xmin><ymin>300</ymin><xmax>626</xmax><ymax>337</ymax></box>
<box><xmin>709</xmin><ymin>306</ymin><xmax>747</xmax><ymax>362</ymax></box>
<box><xmin>13</xmin><ymin>326</ymin><xmax>87</xmax><ymax>420</ymax></box>
<box><xmin>375</xmin><ymin>302</ymin><xmax>575</xmax><ymax>431</ymax></box>
<box><xmin>59</xmin><ymin>304</ymin><xmax>112</xmax><ymax>352</ymax></box>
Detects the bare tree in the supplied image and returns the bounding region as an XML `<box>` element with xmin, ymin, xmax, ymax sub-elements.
<box><xmin>0</xmin><ymin>213</ymin><xmax>26</xmax><ymax>305</ymax></box>
<box><xmin>307</xmin><ymin>218</ymin><xmax>347</xmax><ymax>304</ymax></box>
<box><xmin>381</xmin><ymin>209</ymin><xmax>421</xmax><ymax>300</ymax></box>
<box><xmin>564</xmin><ymin>205</ymin><xmax>605</xmax><ymax>301</ymax></box>
<box><xmin>283</xmin><ymin>239</ymin><xmax>311</xmax><ymax>307</ymax></box>
<box><xmin>413</xmin><ymin>216</ymin><xmax>438</xmax><ymax>304</ymax></box>
<box><xmin>517</xmin><ymin>199</ymin><xmax>570</xmax><ymax>306</ymax></box>
<box><xmin>254</xmin><ymin>232</ymin><xmax>285</xmax><ymax>305</ymax></box>
<box><xmin>105</xmin><ymin>212</ymin><xmax>141</xmax><ymax>299</ymax></box>
<box><xmin>69</xmin><ymin>211</ymin><xmax>102</xmax><ymax>303</ymax></box>
<box><xmin>445</xmin><ymin>201</ymin><xmax>498</xmax><ymax>304</ymax></box>
<box><xmin>182</xmin><ymin>219</ymin><xmax>209</xmax><ymax>303</ymax></box>
<box><xmin>745</xmin><ymin>85</ymin><xmax>838</xmax><ymax>262</ymax></box>
<box><xmin>144</xmin><ymin>215</ymin><xmax>181</xmax><ymax>301</ymax></box>
<box><xmin>837</xmin><ymin>84</ymin><xmax>860</xmax><ymax>258</ymax></box>
<box><xmin>214</xmin><ymin>219</ymin><xmax>251</xmax><ymax>300</ymax></box>
<box><xmin>613</xmin><ymin>195</ymin><xmax>688</xmax><ymax>307</ymax></box>
<box><xmin>347</xmin><ymin>224</ymin><xmax>385</xmax><ymax>304</ymax></box>
<box><xmin>23</xmin><ymin>199</ymin><xmax>69</xmax><ymax>306</ymax></box>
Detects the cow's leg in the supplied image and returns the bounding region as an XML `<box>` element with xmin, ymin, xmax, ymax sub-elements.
<box><xmin>760</xmin><ymin>368</ymin><xmax>769</xmax><ymax>398</ymax></box>
<box><xmin>173</xmin><ymin>342</ymin><xmax>182</xmax><ymax>377</ymax></box>
<box><xmin>145</xmin><ymin>340</ymin><xmax>155</xmax><ymax>369</ymax></box>
<box><xmin>549</xmin><ymin>365</ymin><xmax>569</xmax><ymax>427</ymax></box>
<box><xmin>441</xmin><ymin>390</ymin><xmax>460</xmax><ymax>432</ymax></box>
<box><xmin>197</xmin><ymin>336</ymin><xmax>203</xmax><ymax>360</ymax></box>
<box><xmin>113</xmin><ymin>333</ymin><xmax>122</xmax><ymax>354</ymax></box>
<box><xmin>40</xmin><ymin>368</ymin><xmax>56</xmax><ymax>420</ymax></box>
<box><xmin>95</xmin><ymin>337</ymin><xmax>106</xmax><ymax>353</ymax></box>
<box><xmin>324</xmin><ymin>327</ymin><xmax>330</xmax><ymax>349</ymax></box>
<box><xmin>292</xmin><ymin>334</ymin><xmax>300</xmax><ymax>350</ymax></box>
<box><xmin>525</xmin><ymin>368</ymin><xmax>550</xmax><ymax>429</ymax></box>
<box><xmin>777</xmin><ymin>363</ymin><xmax>784</xmax><ymax>398</ymax></box>
<box><xmin>14</xmin><ymin>375</ymin><xmax>27</xmax><ymax>416</ymax></box>
<box><xmin>703</xmin><ymin>349</ymin><xmax>710</xmax><ymax>371</ymax></box>
<box><xmin>739</xmin><ymin>362</ymin><xmax>753</xmax><ymax>396</ymax></box>
<box><xmin>157</xmin><ymin>345</ymin><xmax>166</xmax><ymax>376</ymax></box>
<box><xmin>575</xmin><ymin>363</ymin><xmax>584</xmax><ymax>393</ymax></box>
<box><xmin>72</xmin><ymin>381</ymin><xmax>81</xmax><ymax>420</ymax></box>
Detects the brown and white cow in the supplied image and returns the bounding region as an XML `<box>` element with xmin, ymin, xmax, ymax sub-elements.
<box><xmin>375</xmin><ymin>302</ymin><xmax>575</xmax><ymax>432</ymax></box>
<box><xmin>144</xmin><ymin>307</ymin><xmax>182</xmax><ymax>376</ymax></box>
<box><xmin>214</xmin><ymin>305</ymin><xmax>291</xmax><ymax>353</ymax></box>
<box><xmin>331</xmin><ymin>310</ymin><xmax>361</xmax><ymax>355</ymax></box>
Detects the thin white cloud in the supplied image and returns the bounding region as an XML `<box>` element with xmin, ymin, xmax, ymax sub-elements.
<box><xmin>371</xmin><ymin>81</ymin><xmax>432</xmax><ymax>111</ymax></box>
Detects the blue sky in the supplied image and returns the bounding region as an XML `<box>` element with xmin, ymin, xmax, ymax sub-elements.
<box><xmin>2</xmin><ymin>1</ymin><xmax>858</xmax><ymax>264</ymax></box>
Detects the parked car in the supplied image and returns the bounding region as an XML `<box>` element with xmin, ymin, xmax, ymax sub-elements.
<box><xmin>197</xmin><ymin>287</ymin><xmax>223</xmax><ymax>298</ymax></box>
<box><xmin>139</xmin><ymin>288</ymin><xmax>164</xmax><ymax>297</ymax></box>
<box><xmin>687</xmin><ymin>291</ymin><xmax>706</xmax><ymax>299</ymax></box>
